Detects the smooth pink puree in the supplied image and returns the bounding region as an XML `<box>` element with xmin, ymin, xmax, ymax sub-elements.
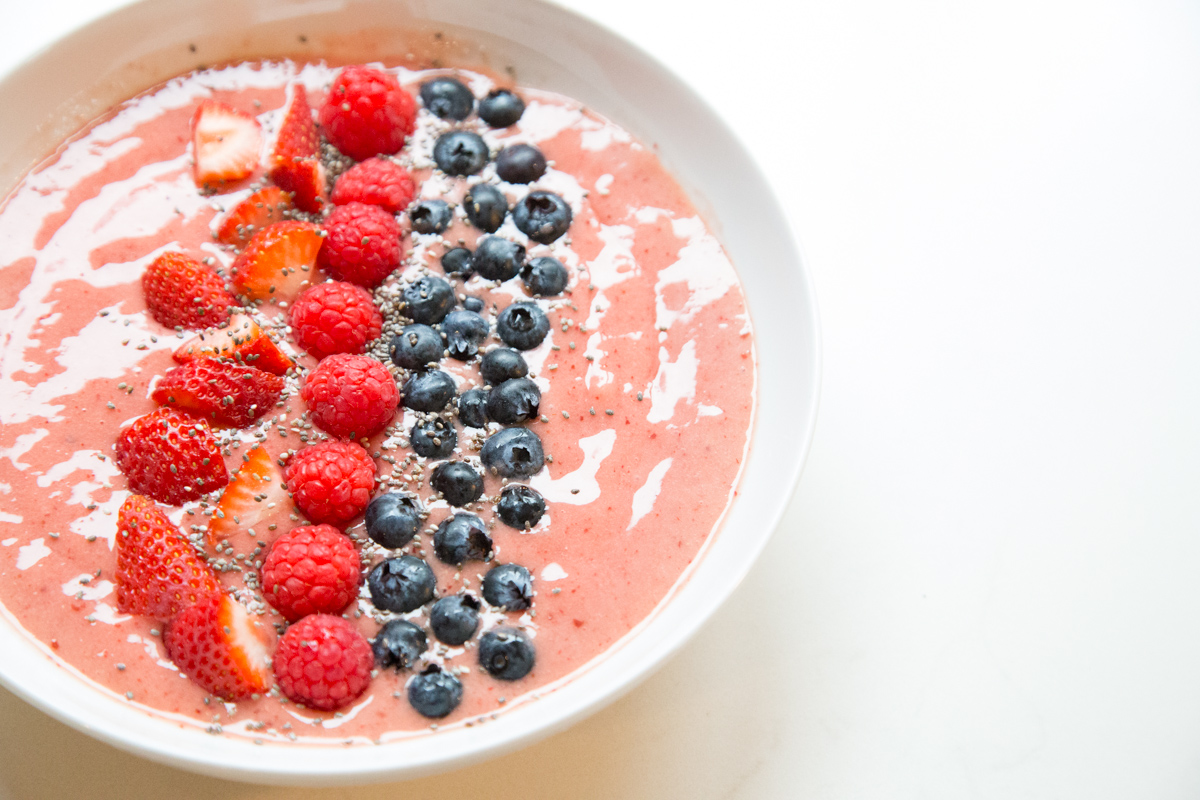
<box><xmin>0</xmin><ymin>60</ymin><xmax>755</xmax><ymax>744</ymax></box>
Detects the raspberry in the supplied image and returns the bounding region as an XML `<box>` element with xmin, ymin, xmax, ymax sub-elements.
<box><xmin>273</xmin><ymin>614</ymin><xmax>374</xmax><ymax>711</ymax></box>
<box><xmin>289</xmin><ymin>281</ymin><xmax>383</xmax><ymax>360</ymax></box>
<box><xmin>261</xmin><ymin>524</ymin><xmax>362</xmax><ymax>621</ymax></box>
<box><xmin>318</xmin><ymin>65</ymin><xmax>416</xmax><ymax>161</ymax></box>
<box><xmin>330</xmin><ymin>157</ymin><xmax>416</xmax><ymax>213</ymax></box>
<box><xmin>284</xmin><ymin>440</ymin><xmax>376</xmax><ymax>524</ymax></box>
<box><xmin>300</xmin><ymin>353</ymin><xmax>399</xmax><ymax>439</ymax></box>
<box><xmin>318</xmin><ymin>202</ymin><xmax>402</xmax><ymax>288</ymax></box>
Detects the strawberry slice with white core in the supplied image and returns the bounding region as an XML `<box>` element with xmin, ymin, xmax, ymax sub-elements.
<box><xmin>268</xmin><ymin>83</ymin><xmax>326</xmax><ymax>213</ymax></box>
<box><xmin>231</xmin><ymin>220</ymin><xmax>324</xmax><ymax>304</ymax></box>
<box><xmin>173</xmin><ymin>313</ymin><xmax>294</xmax><ymax>375</ymax></box>
<box><xmin>163</xmin><ymin>594</ymin><xmax>274</xmax><ymax>701</ymax></box>
<box><xmin>208</xmin><ymin>445</ymin><xmax>288</xmax><ymax>545</ymax></box>
<box><xmin>192</xmin><ymin>100</ymin><xmax>262</xmax><ymax>190</ymax></box>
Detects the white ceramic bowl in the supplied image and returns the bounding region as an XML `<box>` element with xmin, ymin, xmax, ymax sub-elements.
<box><xmin>0</xmin><ymin>0</ymin><xmax>820</xmax><ymax>784</ymax></box>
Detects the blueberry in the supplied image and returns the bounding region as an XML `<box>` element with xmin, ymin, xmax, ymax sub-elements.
<box><xmin>481</xmin><ymin>427</ymin><xmax>545</xmax><ymax>478</ymax></box>
<box><xmin>458</xmin><ymin>388</ymin><xmax>488</xmax><ymax>428</ymax></box>
<box><xmin>478</xmin><ymin>89</ymin><xmax>525</xmax><ymax>128</ymax></box>
<box><xmin>487</xmin><ymin>378</ymin><xmax>541</xmax><ymax>424</ymax></box>
<box><xmin>479</xmin><ymin>347</ymin><xmax>528</xmax><ymax>385</ymax></box>
<box><xmin>409</xmin><ymin>199</ymin><xmax>453</xmax><ymax>234</ymax></box>
<box><xmin>482</xmin><ymin>563</ymin><xmax>534</xmax><ymax>611</ymax></box>
<box><xmin>432</xmin><ymin>512</ymin><xmax>493</xmax><ymax>564</ymax></box>
<box><xmin>441</xmin><ymin>246</ymin><xmax>473</xmax><ymax>277</ymax></box>
<box><xmin>470</xmin><ymin>236</ymin><xmax>525</xmax><ymax>282</ymax></box>
<box><xmin>430</xmin><ymin>461</ymin><xmax>484</xmax><ymax>507</ymax></box>
<box><xmin>521</xmin><ymin>256</ymin><xmax>568</xmax><ymax>296</ymax></box>
<box><xmin>402</xmin><ymin>370</ymin><xmax>457</xmax><ymax>412</ymax></box>
<box><xmin>410</xmin><ymin>417</ymin><xmax>457</xmax><ymax>459</ymax></box>
<box><xmin>478</xmin><ymin>627</ymin><xmax>535</xmax><ymax>680</ymax></box>
<box><xmin>408</xmin><ymin>665</ymin><xmax>463</xmax><ymax>718</ymax></box>
<box><xmin>433</xmin><ymin>131</ymin><xmax>489</xmax><ymax>176</ymax></box>
<box><xmin>419</xmin><ymin>77</ymin><xmax>474</xmax><ymax>121</ymax></box>
<box><xmin>364</xmin><ymin>492</ymin><xmax>424</xmax><ymax>548</ymax></box>
<box><xmin>439</xmin><ymin>309</ymin><xmax>489</xmax><ymax>361</ymax></box>
<box><xmin>496</xmin><ymin>301</ymin><xmax>549</xmax><ymax>350</ymax></box>
<box><xmin>463</xmin><ymin>183</ymin><xmax>508</xmax><ymax>233</ymax></box>
<box><xmin>371</xmin><ymin>619</ymin><xmax>427</xmax><ymax>671</ymax></box>
<box><xmin>512</xmin><ymin>191</ymin><xmax>572</xmax><ymax>244</ymax></box>
<box><xmin>367</xmin><ymin>555</ymin><xmax>436</xmax><ymax>613</ymax></box>
<box><xmin>390</xmin><ymin>324</ymin><xmax>444</xmax><ymax>370</ymax></box>
<box><xmin>497</xmin><ymin>484</ymin><xmax>546</xmax><ymax>529</ymax></box>
<box><xmin>402</xmin><ymin>275</ymin><xmax>456</xmax><ymax>325</ymax></box>
<box><xmin>429</xmin><ymin>594</ymin><xmax>481</xmax><ymax>645</ymax></box>
<box><xmin>463</xmin><ymin>296</ymin><xmax>484</xmax><ymax>313</ymax></box>
<box><xmin>495</xmin><ymin>144</ymin><xmax>546</xmax><ymax>184</ymax></box>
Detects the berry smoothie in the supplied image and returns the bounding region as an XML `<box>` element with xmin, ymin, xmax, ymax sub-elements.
<box><xmin>0</xmin><ymin>58</ymin><xmax>754</xmax><ymax>744</ymax></box>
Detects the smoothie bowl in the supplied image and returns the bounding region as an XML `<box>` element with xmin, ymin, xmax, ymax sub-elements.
<box><xmin>0</xmin><ymin>0</ymin><xmax>818</xmax><ymax>784</ymax></box>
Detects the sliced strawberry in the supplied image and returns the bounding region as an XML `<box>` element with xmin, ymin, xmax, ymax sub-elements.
<box><xmin>151</xmin><ymin>356</ymin><xmax>284</xmax><ymax>428</ymax></box>
<box><xmin>115</xmin><ymin>408</ymin><xmax>230</xmax><ymax>505</ymax></box>
<box><xmin>142</xmin><ymin>251</ymin><xmax>237</xmax><ymax>330</ymax></box>
<box><xmin>230</xmin><ymin>220</ymin><xmax>324</xmax><ymax>304</ymax></box>
<box><xmin>164</xmin><ymin>594</ymin><xmax>274</xmax><ymax>701</ymax></box>
<box><xmin>268</xmin><ymin>83</ymin><xmax>326</xmax><ymax>213</ymax></box>
<box><xmin>216</xmin><ymin>186</ymin><xmax>295</xmax><ymax>246</ymax></box>
<box><xmin>207</xmin><ymin>445</ymin><xmax>288</xmax><ymax>545</ymax></box>
<box><xmin>192</xmin><ymin>100</ymin><xmax>262</xmax><ymax>190</ymax></box>
<box><xmin>115</xmin><ymin>495</ymin><xmax>221</xmax><ymax>620</ymax></box>
<box><xmin>173</xmin><ymin>313</ymin><xmax>294</xmax><ymax>376</ymax></box>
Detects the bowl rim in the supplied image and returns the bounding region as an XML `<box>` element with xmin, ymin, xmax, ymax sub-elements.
<box><xmin>0</xmin><ymin>0</ymin><xmax>822</xmax><ymax>784</ymax></box>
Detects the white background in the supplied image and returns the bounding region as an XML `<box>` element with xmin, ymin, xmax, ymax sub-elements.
<box><xmin>2</xmin><ymin>0</ymin><xmax>1199</xmax><ymax>797</ymax></box>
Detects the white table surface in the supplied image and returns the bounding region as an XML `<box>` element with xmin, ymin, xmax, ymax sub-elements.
<box><xmin>3</xmin><ymin>1</ymin><xmax>1199</xmax><ymax>797</ymax></box>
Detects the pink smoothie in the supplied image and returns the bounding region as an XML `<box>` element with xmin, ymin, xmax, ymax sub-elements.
<box><xmin>0</xmin><ymin>59</ymin><xmax>755</xmax><ymax>744</ymax></box>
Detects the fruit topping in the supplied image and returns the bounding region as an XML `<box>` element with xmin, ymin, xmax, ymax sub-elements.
<box><xmin>495</xmin><ymin>144</ymin><xmax>546</xmax><ymax>185</ymax></box>
<box><xmin>300</xmin><ymin>353</ymin><xmax>399</xmax><ymax>439</ymax></box>
<box><xmin>261</xmin><ymin>524</ymin><xmax>362</xmax><ymax>621</ymax></box>
<box><xmin>457</xmin><ymin>388</ymin><xmax>488</xmax><ymax>429</ymax></box>
<box><xmin>371</xmin><ymin>619</ymin><xmax>427</xmax><ymax>671</ymax></box>
<box><xmin>409</xmin><ymin>199</ymin><xmax>453</xmax><ymax>234</ymax></box>
<box><xmin>284</xmin><ymin>440</ymin><xmax>376</xmax><ymax>525</ymax></box>
<box><xmin>318</xmin><ymin>65</ymin><xmax>416</xmax><ymax>161</ymax></box>
<box><xmin>273</xmin><ymin>614</ymin><xmax>374</xmax><ymax>711</ymax></box>
<box><xmin>431</xmin><ymin>512</ymin><xmax>492</xmax><ymax>564</ymax></box>
<box><xmin>142</xmin><ymin>251</ymin><xmax>237</xmax><ymax>330</ymax></box>
<box><xmin>363</xmin><ymin>492</ymin><xmax>423</xmax><ymax>549</ymax></box>
<box><xmin>496</xmin><ymin>301</ymin><xmax>549</xmax><ymax>350</ymax></box>
<box><xmin>479</xmin><ymin>347</ymin><xmax>528</xmax><ymax>385</ymax></box>
<box><xmin>267</xmin><ymin>83</ymin><xmax>326</xmax><ymax>213</ymax></box>
<box><xmin>230</xmin><ymin>220</ymin><xmax>324</xmax><ymax>303</ymax></box>
<box><xmin>512</xmin><ymin>190</ymin><xmax>572</xmax><ymax>243</ymax></box>
<box><xmin>114</xmin><ymin>494</ymin><xmax>221</xmax><ymax>620</ymax></box>
<box><xmin>318</xmin><ymin>201</ymin><xmax>402</xmax><ymax>288</ymax></box>
<box><xmin>400</xmin><ymin>274</ymin><xmax>456</xmax><ymax>325</ymax></box>
<box><xmin>289</xmin><ymin>281</ymin><xmax>383</xmax><ymax>360</ymax></box>
<box><xmin>477</xmin><ymin>89</ymin><xmax>525</xmax><ymax>128</ymax></box>
<box><xmin>389</xmin><ymin>323</ymin><xmax>444</xmax><ymax>370</ymax></box>
<box><xmin>418</xmin><ymin>77</ymin><xmax>474</xmax><ymax>121</ymax></box>
<box><xmin>401</xmin><ymin>369</ymin><xmax>456</xmax><ymax>412</ymax></box>
<box><xmin>487</xmin><ymin>377</ymin><xmax>541</xmax><ymax>425</ymax></box>
<box><xmin>463</xmin><ymin>183</ymin><xmax>507</xmax><ymax>232</ymax></box>
<box><xmin>429</xmin><ymin>594</ymin><xmax>481</xmax><ymax>646</ymax></box>
<box><xmin>173</xmin><ymin>313</ymin><xmax>294</xmax><ymax>376</ymax></box>
<box><xmin>330</xmin><ymin>157</ymin><xmax>416</xmax><ymax>213</ymax></box>
<box><xmin>432</xmin><ymin>130</ymin><xmax>489</xmax><ymax>176</ymax></box>
<box><xmin>481</xmin><ymin>427</ymin><xmax>545</xmax><ymax>478</ymax></box>
<box><xmin>367</xmin><ymin>555</ymin><xmax>436</xmax><ymax>613</ymax></box>
<box><xmin>478</xmin><ymin>627</ymin><xmax>535</xmax><ymax>681</ymax></box>
<box><xmin>430</xmin><ymin>462</ymin><xmax>485</xmax><ymax>508</ymax></box>
<box><xmin>216</xmin><ymin>186</ymin><xmax>296</xmax><ymax>246</ymax></box>
<box><xmin>191</xmin><ymin>99</ymin><xmax>261</xmax><ymax>190</ymax></box>
<box><xmin>115</xmin><ymin>407</ymin><xmax>229</xmax><ymax>505</ymax></box>
<box><xmin>471</xmin><ymin>236</ymin><xmax>524</xmax><ymax>282</ymax></box>
<box><xmin>150</xmin><ymin>356</ymin><xmax>284</xmax><ymax>427</ymax></box>
<box><xmin>410</xmin><ymin>417</ymin><xmax>457</xmax><ymax>459</ymax></box>
<box><xmin>481</xmin><ymin>563</ymin><xmax>534</xmax><ymax>611</ymax></box>
<box><xmin>408</xmin><ymin>665</ymin><xmax>463</xmax><ymax>718</ymax></box>
<box><xmin>521</xmin><ymin>256</ymin><xmax>569</xmax><ymax>296</ymax></box>
<box><xmin>439</xmin><ymin>308</ymin><xmax>489</xmax><ymax>360</ymax></box>
<box><xmin>496</xmin><ymin>484</ymin><xmax>547</xmax><ymax>530</ymax></box>
<box><xmin>440</xmin><ymin>246</ymin><xmax>473</xmax><ymax>277</ymax></box>
<box><xmin>462</xmin><ymin>296</ymin><xmax>484</xmax><ymax>313</ymax></box>
<box><xmin>206</xmin><ymin>445</ymin><xmax>286</xmax><ymax>544</ymax></box>
<box><xmin>163</xmin><ymin>594</ymin><xmax>273</xmax><ymax>700</ymax></box>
